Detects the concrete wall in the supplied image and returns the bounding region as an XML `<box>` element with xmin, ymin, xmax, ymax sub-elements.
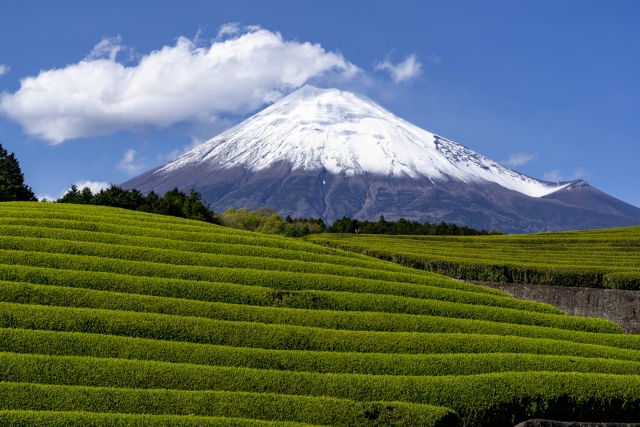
<box><xmin>470</xmin><ymin>281</ymin><xmax>640</xmax><ymax>334</ymax></box>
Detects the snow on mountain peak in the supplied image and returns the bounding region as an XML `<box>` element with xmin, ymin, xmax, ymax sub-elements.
<box><xmin>158</xmin><ymin>85</ymin><xmax>570</xmax><ymax>198</ymax></box>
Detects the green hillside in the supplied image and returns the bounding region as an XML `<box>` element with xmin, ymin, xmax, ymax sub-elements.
<box><xmin>1</xmin><ymin>203</ymin><xmax>640</xmax><ymax>426</ymax></box>
<box><xmin>306</xmin><ymin>228</ymin><xmax>640</xmax><ymax>289</ymax></box>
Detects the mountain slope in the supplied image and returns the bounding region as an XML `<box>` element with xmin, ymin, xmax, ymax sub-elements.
<box><xmin>122</xmin><ymin>86</ymin><xmax>640</xmax><ymax>232</ymax></box>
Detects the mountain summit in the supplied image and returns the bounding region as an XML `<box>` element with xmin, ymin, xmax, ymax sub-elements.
<box><xmin>157</xmin><ymin>86</ymin><xmax>568</xmax><ymax>198</ymax></box>
<box><xmin>123</xmin><ymin>86</ymin><xmax>640</xmax><ymax>233</ymax></box>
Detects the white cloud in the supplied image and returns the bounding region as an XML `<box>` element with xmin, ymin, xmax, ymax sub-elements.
<box><xmin>542</xmin><ymin>168</ymin><xmax>589</xmax><ymax>182</ymax></box>
<box><xmin>44</xmin><ymin>180</ymin><xmax>111</xmax><ymax>201</ymax></box>
<box><xmin>427</xmin><ymin>54</ymin><xmax>442</xmax><ymax>64</ymax></box>
<box><xmin>501</xmin><ymin>152</ymin><xmax>538</xmax><ymax>168</ymax></box>
<box><xmin>542</xmin><ymin>169</ymin><xmax>564</xmax><ymax>182</ymax></box>
<box><xmin>116</xmin><ymin>149</ymin><xmax>146</xmax><ymax>175</ymax></box>
<box><xmin>374</xmin><ymin>53</ymin><xmax>422</xmax><ymax>83</ymax></box>
<box><xmin>86</xmin><ymin>36</ymin><xmax>122</xmax><ymax>61</ymax></box>
<box><xmin>569</xmin><ymin>168</ymin><xmax>588</xmax><ymax>180</ymax></box>
<box><xmin>0</xmin><ymin>25</ymin><xmax>360</xmax><ymax>144</ymax></box>
<box><xmin>68</xmin><ymin>180</ymin><xmax>111</xmax><ymax>194</ymax></box>
<box><xmin>157</xmin><ymin>148</ymin><xmax>182</xmax><ymax>164</ymax></box>
<box><xmin>36</xmin><ymin>194</ymin><xmax>55</xmax><ymax>202</ymax></box>
<box><xmin>0</xmin><ymin>65</ymin><xmax>9</xmax><ymax>76</ymax></box>
<box><xmin>157</xmin><ymin>137</ymin><xmax>205</xmax><ymax>163</ymax></box>
<box><xmin>216</xmin><ymin>23</ymin><xmax>241</xmax><ymax>39</ymax></box>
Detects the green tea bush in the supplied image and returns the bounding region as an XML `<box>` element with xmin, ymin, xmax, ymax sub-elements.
<box><xmin>0</xmin><ymin>254</ymin><xmax>559</xmax><ymax>312</ymax></box>
<box><xmin>0</xmin><ymin>281</ymin><xmax>618</xmax><ymax>333</ymax></box>
<box><xmin>2</xmin><ymin>357</ymin><xmax>639</xmax><ymax>427</ymax></box>
<box><xmin>0</xmin><ymin>383</ymin><xmax>459</xmax><ymax>427</ymax></box>
<box><xmin>603</xmin><ymin>272</ymin><xmax>640</xmax><ymax>290</ymax></box>
<box><xmin>306</xmin><ymin>230</ymin><xmax>640</xmax><ymax>289</ymax></box>
<box><xmin>2</xmin><ymin>203</ymin><xmax>638</xmax><ymax>427</ymax></box>
<box><xmin>0</xmin><ymin>263</ymin><xmax>561</xmax><ymax>315</ymax></box>
<box><xmin>0</xmin><ymin>224</ymin><xmax>429</xmax><ymax>275</ymax></box>
<box><xmin>0</xmin><ymin>303</ymin><xmax>638</xmax><ymax>357</ymax></box>
<box><xmin>0</xmin><ymin>411</ymin><xmax>318</xmax><ymax>427</ymax></box>
<box><xmin>0</xmin><ymin>235</ymin><xmax>495</xmax><ymax>294</ymax></box>
<box><xmin>3</xmin><ymin>328</ymin><xmax>639</xmax><ymax>377</ymax></box>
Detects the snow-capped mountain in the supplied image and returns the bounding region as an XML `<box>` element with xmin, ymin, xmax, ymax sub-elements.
<box><xmin>123</xmin><ymin>86</ymin><xmax>640</xmax><ymax>233</ymax></box>
<box><xmin>158</xmin><ymin>85</ymin><xmax>568</xmax><ymax>198</ymax></box>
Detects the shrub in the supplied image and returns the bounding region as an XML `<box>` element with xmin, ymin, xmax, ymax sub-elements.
<box><xmin>0</xmin><ymin>383</ymin><xmax>459</xmax><ymax>427</ymax></box>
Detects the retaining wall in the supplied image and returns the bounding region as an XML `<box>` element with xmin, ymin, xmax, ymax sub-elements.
<box><xmin>470</xmin><ymin>281</ymin><xmax>640</xmax><ymax>334</ymax></box>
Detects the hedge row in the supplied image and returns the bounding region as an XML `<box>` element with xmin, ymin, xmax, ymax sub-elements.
<box><xmin>0</xmin><ymin>224</ymin><xmax>426</xmax><ymax>276</ymax></box>
<box><xmin>603</xmin><ymin>272</ymin><xmax>640</xmax><ymax>290</ymax></box>
<box><xmin>4</xmin><ymin>351</ymin><xmax>639</xmax><ymax>401</ymax></box>
<box><xmin>1</xmin><ymin>303</ymin><xmax>639</xmax><ymax>358</ymax></box>
<box><xmin>31</xmin><ymin>207</ymin><xmax>640</xmax><ymax>289</ymax></box>
<box><xmin>0</xmin><ymin>236</ymin><xmax>488</xmax><ymax>294</ymax></box>
<box><xmin>0</xmin><ymin>205</ymin><xmax>250</xmax><ymax>234</ymax></box>
<box><xmin>0</xmin><ymin>411</ymin><xmax>318</xmax><ymax>427</ymax></box>
<box><xmin>0</xmin><ymin>382</ymin><xmax>458</xmax><ymax>427</ymax></box>
<box><xmin>0</xmin><ymin>215</ymin><xmax>340</xmax><ymax>255</ymax></box>
<box><xmin>3</xmin><ymin>357</ymin><xmax>640</xmax><ymax>427</ymax></box>
<box><xmin>0</xmin><ymin>281</ymin><xmax>618</xmax><ymax>333</ymax></box>
<box><xmin>3</xmin><ymin>328</ymin><xmax>639</xmax><ymax>377</ymax></box>
<box><xmin>313</xmin><ymin>239</ymin><xmax>611</xmax><ymax>288</ymax></box>
<box><xmin>308</xmin><ymin>234</ymin><xmax>640</xmax><ymax>289</ymax></box>
<box><xmin>0</xmin><ymin>264</ymin><xmax>562</xmax><ymax>317</ymax></box>
<box><xmin>312</xmin><ymin>232</ymin><xmax>640</xmax><ymax>247</ymax></box>
<box><xmin>390</xmin><ymin>248</ymin><xmax>640</xmax><ymax>267</ymax></box>
<box><xmin>0</xmin><ymin>253</ymin><xmax>558</xmax><ymax>313</ymax></box>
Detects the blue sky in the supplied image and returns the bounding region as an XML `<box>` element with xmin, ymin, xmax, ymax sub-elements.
<box><xmin>1</xmin><ymin>1</ymin><xmax>639</xmax><ymax>206</ymax></box>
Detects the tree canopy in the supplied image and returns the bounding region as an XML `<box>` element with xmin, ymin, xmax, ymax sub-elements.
<box><xmin>0</xmin><ymin>143</ymin><xmax>37</xmax><ymax>202</ymax></box>
<box><xmin>58</xmin><ymin>185</ymin><xmax>220</xmax><ymax>225</ymax></box>
<box><xmin>56</xmin><ymin>184</ymin><xmax>493</xmax><ymax>236</ymax></box>
<box><xmin>327</xmin><ymin>215</ymin><xmax>491</xmax><ymax>236</ymax></box>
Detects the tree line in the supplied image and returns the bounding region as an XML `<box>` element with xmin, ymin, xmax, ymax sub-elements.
<box><xmin>328</xmin><ymin>215</ymin><xmax>497</xmax><ymax>236</ymax></box>
<box><xmin>57</xmin><ymin>185</ymin><xmax>497</xmax><ymax>236</ymax></box>
<box><xmin>1</xmin><ymin>142</ymin><xmax>498</xmax><ymax>236</ymax></box>
<box><xmin>58</xmin><ymin>185</ymin><xmax>220</xmax><ymax>225</ymax></box>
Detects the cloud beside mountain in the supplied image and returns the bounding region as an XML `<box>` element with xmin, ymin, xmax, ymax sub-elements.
<box><xmin>0</xmin><ymin>25</ymin><xmax>360</xmax><ymax>144</ymax></box>
<box><xmin>501</xmin><ymin>152</ymin><xmax>538</xmax><ymax>168</ymax></box>
<box><xmin>374</xmin><ymin>54</ymin><xmax>423</xmax><ymax>83</ymax></box>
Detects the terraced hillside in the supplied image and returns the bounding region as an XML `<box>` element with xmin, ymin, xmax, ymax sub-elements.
<box><xmin>1</xmin><ymin>202</ymin><xmax>640</xmax><ymax>426</ymax></box>
<box><xmin>306</xmin><ymin>228</ymin><xmax>640</xmax><ymax>289</ymax></box>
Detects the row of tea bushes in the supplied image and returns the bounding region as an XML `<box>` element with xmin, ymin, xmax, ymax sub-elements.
<box><xmin>1</xmin><ymin>202</ymin><xmax>639</xmax><ymax>426</ymax></box>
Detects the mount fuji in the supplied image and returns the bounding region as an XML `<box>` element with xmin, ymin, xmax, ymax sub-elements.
<box><xmin>122</xmin><ymin>86</ymin><xmax>640</xmax><ymax>233</ymax></box>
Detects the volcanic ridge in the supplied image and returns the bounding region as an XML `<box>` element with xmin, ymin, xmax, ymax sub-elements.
<box><xmin>123</xmin><ymin>86</ymin><xmax>640</xmax><ymax>233</ymax></box>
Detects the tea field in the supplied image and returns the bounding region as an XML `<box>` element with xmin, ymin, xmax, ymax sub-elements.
<box><xmin>306</xmin><ymin>227</ymin><xmax>640</xmax><ymax>289</ymax></box>
<box><xmin>1</xmin><ymin>202</ymin><xmax>640</xmax><ymax>426</ymax></box>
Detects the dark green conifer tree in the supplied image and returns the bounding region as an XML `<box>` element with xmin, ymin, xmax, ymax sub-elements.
<box><xmin>0</xmin><ymin>143</ymin><xmax>37</xmax><ymax>202</ymax></box>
